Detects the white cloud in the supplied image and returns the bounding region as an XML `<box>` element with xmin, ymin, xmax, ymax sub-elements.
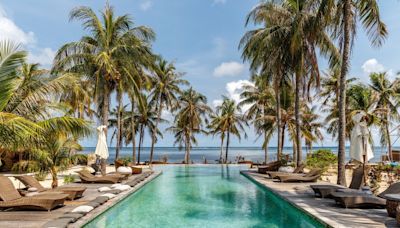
<box><xmin>28</xmin><ymin>48</ymin><xmax>56</xmax><ymax>66</ymax></box>
<box><xmin>213</xmin><ymin>61</ymin><xmax>245</xmax><ymax>77</ymax></box>
<box><xmin>140</xmin><ymin>1</ymin><xmax>153</xmax><ymax>11</ymax></box>
<box><xmin>361</xmin><ymin>58</ymin><xmax>385</xmax><ymax>74</ymax></box>
<box><xmin>0</xmin><ymin>9</ymin><xmax>35</xmax><ymax>45</ymax></box>
<box><xmin>213</xmin><ymin>80</ymin><xmax>254</xmax><ymax>112</ymax></box>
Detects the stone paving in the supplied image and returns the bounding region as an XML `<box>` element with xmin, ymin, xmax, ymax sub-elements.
<box><xmin>0</xmin><ymin>170</ymin><xmax>160</xmax><ymax>228</ymax></box>
<box><xmin>241</xmin><ymin>170</ymin><xmax>398</xmax><ymax>228</ymax></box>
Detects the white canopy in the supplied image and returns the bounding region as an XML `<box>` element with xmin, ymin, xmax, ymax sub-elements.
<box><xmin>350</xmin><ymin>112</ymin><xmax>374</xmax><ymax>162</ymax></box>
<box><xmin>95</xmin><ymin>125</ymin><xmax>109</xmax><ymax>160</ymax></box>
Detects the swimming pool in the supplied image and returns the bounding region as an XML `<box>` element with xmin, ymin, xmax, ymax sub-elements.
<box><xmin>84</xmin><ymin>165</ymin><xmax>325</xmax><ymax>228</ymax></box>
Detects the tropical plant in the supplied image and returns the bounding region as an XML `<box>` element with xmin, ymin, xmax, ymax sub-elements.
<box><xmin>169</xmin><ymin>88</ymin><xmax>211</xmax><ymax>164</ymax></box>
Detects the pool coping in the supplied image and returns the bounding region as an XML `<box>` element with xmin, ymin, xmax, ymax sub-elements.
<box><xmin>240</xmin><ymin>170</ymin><xmax>397</xmax><ymax>228</ymax></box>
<box><xmin>70</xmin><ymin>171</ymin><xmax>162</xmax><ymax>228</ymax></box>
<box><xmin>240</xmin><ymin>171</ymin><xmax>331</xmax><ymax>228</ymax></box>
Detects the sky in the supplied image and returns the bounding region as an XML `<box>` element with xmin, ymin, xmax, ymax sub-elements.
<box><xmin>1</xmin><ymin>0</ymin><xmax>400</xmax><ymax>148</ymax></box>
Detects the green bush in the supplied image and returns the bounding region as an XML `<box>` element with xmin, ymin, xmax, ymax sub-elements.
<box><xmin>63</xmin><ymin>174</ymin><xmax>75</xmax><ymax>184</ymax></box>
<box><xmin>35</xmin><ymin>171</ymin><xmax>48</xmax><ymax>181</ymax></box>
<box><xmin>70</xmin><ymin>154</ymin><xmax>88</xmax><ymax>165</ymax></box>
<box><xmin>306</xmin><ymin>149</ymin><xmax>337</xmax><ymax>172</ymax></box>
<box><xmin>120</xmin><ymin>156</ymin><xmax>132</xmax><ymax>166</ymax></box>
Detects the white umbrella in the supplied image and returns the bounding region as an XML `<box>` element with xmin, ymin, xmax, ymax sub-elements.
<box><xmin>350</xmin><ymin>112</ymin><xmax>373</xmax><ymax>185</ymax></box>
<box><xmin>95</xmin><ymin>125</ymin><xmax>109</xmax><ymax>160</ymax></box>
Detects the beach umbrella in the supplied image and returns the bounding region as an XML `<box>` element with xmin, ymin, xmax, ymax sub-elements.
<box><xmin>349</xmin><ymin>112</ymin><xmax>373</xmax><ymax>185</ymax></box>
<box><xmin>95</xmin><ymin>125</ymin><xmax>109</xmax><ymax>173</ymax></box>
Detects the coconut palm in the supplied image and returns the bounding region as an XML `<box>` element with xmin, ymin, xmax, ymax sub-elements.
<box><xmin>53</xmin><ymin>3</ymin><xmax>155</xmax><ymax>171</ymax></box>
<box><xmin>240</xmin><ymin>74</ymin><xmax>275</xmax><ymax>164</ymax></box>
<box><xmin>148</xmin><ymin>58</ymin><xmax>188</xmax><ymax>164</ymax></box>
<box><xmin>369</xmin><ymin>72</ymin><xmax>400</xmax><ymax>160</ymax></box>
<box><xmin>207</xmin><ymin>114</ymin><xmax>226</xmax><ymax>163</ymax></box>
<box><xmin>169</xmin><ymin>88</ymin><xmax>211</xmax><ymax>164</ymax></box>
<box><xmin>302</xmin><ymin>106</ymin><xmax>324</xmax><ymax>155</ymax></box>
<box><xmin>319</xmin><ymin>0</ymin><xmax>388</xmax><ymax>185</ymax></box>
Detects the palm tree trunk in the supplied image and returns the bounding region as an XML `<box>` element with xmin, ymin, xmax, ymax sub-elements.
<box><xmin>115</xmin><ymin>89</ymin><xmax>122</xmax><ymax>161</ymax></box>
<box><xmin>386</xmin><ymin>113</ymin><xmax>392</xmax><ymax>160</ymax></box>
<box><xmin>225</xmin><ymin>131</ymin><xmax>230</xmax><ymax>164</ymax></box>
<box><xmin>100</xmin><ymin>85</ymin><xmax>110</xmax><ymax>175</ymax></box>
<box><xmin>149</xmin><ymin>99</ymin><xmax>163</xmax><ymax>165</ymax></box>
<box><xmin>131</xmin><ymin>102</ymin><xmax>136</xmax><ymax>164</ymax></box>
<box><xmin>138</xmin><ymin>125</ymin><xmax>144</xmax><ymax>164</ymax></box>
<box><xmin>295</xmin><ymin>69</ymin><xmax>302</xmax><ymax>167</ymax></box>
<box><xmin>275</xmin><ymin>78</ymin><xmax>282</xmax><ymax>161</ymax></box>
<box><xmin>337</xmin><ymin>0</ymin><xmax>352</xmax><ymax>186</ymax></box>
<box><xmin>219</xmin><ymin>134</ymin><xmax>225</xmax><ymax>163</ymax></box>
<box><xmin>184</xmin><ymin>132</ymin><xmax>191</xmax><ymax>164</ymax></box>
<box><xmin>264</xmin><ymin>131</ymin><xmax>268</xmax><ymax>164</ymax></box>
<box><xmin>50</xmin><ymin>166</ymin><xmax>58</xmax><ymax>188</ymax></box>
<box><xmin>281</xmin><ymin>125</ymin><xmax>286</xmax><ymax>158</ymax></box>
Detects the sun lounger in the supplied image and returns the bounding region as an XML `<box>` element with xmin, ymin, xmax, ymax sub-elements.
<box><xmin>310</xmin><ymin>166</ymin><xmax>364</xmax><ymax>198</ymax></box>
<box><xmin>76</xmin><ymin>170</ymin><xmax>123</xmax><ymax>184</ymax></box>
<box><xmin>257</xmin><ymin>161</ymin><xmax>282</xmax><ymax>174</ymax></box>
<box><xmin>266</xmin><ymin>164</ymin><xmax>305</xmax><ymax>179</ymax></box>
<box><xmin>275</xmin><ymin>168</ymin><xmax>322</xmax><ymax>182</ymax></box>
<box><xmin>0</xmin><ymin>175</ymin><xmax>68</xmax><ymax>211</ymax></box>
<box><xmin>15</xmin><ymin>175</ymin><xmax>86</xmax><ymax>200</ymax></box>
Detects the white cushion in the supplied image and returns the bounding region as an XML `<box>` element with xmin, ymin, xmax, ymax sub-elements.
<box><xmin>83</xmin><ymin>166</ymin><xmax>96</xmax><ymax>173</ymax></box>
<box><xmin>278</xmin><ymin>166</ymin><xmax>295</xmax><ymax>173</ymax></box>
<box><xmin>117</xmin><ymin>166</ymin><xmax>132</xmax><ymax>173</ymax></box>
<box><xmin>101</xmin><ymin>193</ymin><xmax>116</xmax><ymax>199</ymax></box>
<box><xmin>27</xmin><ymin>187</ymin><xmax>38</xmax><ymax>192</ymax></box>
<box><xmin>114</xmin><ymin>185</ymin><xmax>131</xmax><ymax>191</ymax></box>
<box><xmin>111</xmin><ymin>184</ymin><xmax>122</xmax><ymax>188</ymax></box>
<box><xmin>25</xmin><ymin>192</ymin><xmax>39</xmax><ymax>197</ymax></box>
<box><xmin>98</xmin><ymin>187</ymin><xmax>112</xmax><ymax>192</ymax></box>
<box><xmin>71</xmin><ymin>205</ymin><xmax>94</xmax><ymax>213</ymax></box>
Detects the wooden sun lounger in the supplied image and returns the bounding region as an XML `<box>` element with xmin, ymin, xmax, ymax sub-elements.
<box><xmin>266</xmin><ymin>164</ymin><xmax>305</xmax><ymax>179</ymax></box>
<box><xmin>257</xmin><ymin>161</ymin><xmax>282</xmax><ymax>174</ymax></box>
<box><xmin>76</xmin><ymin>170</ymin><xmax>124</xmax><ymax>184</ymax></box>
<box><xmin>275</xmin><ymin>169</ymin><xmax>322</xmax><ymax>182</ymax></box>
<box><xmin>15</xmin><ymin>175</ymin><xmax>86</xmax><ymax>200</ymax></box>
<box><xmin>0</xmin><ymin>176</ymin><xmax>68</xmax><ymax>211</ymax></box>
<box><xmin>310</xmin><ymin>166</ymin><xmax>364</xmax><ymax>198</ymax></box>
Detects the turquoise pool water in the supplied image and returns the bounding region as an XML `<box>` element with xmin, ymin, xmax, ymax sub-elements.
<box><xmin>84</xmin><ymin>165</ymin><xmax>325</xmax><ymax>228</ymax></box>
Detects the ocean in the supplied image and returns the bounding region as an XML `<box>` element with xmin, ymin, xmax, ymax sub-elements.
<box><xmin>81</xmin><ymin>146</ymin><xmax>393</xmax><ymax>164</ymax></box>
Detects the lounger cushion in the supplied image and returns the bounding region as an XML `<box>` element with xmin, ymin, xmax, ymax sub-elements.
<box><xmin>59</xmin><ymin>213</ymin><xmax>83</xmax><ymax>222</ymax></box>
<box><xmin>126</xmin><ymin>181</ymin><xmax>138</xmax><ymax>187</ymax></box>
<box><xmin>98</xmin><ymin>187</ymin><xmax>112</xmax><ymax>192</ymax></box>
<box><xmin>103</xmin><ymin>189</ymin><xmax>121</xmax><ymax>194</ymax></box>
<box><xmin>93</xmin><ymin>196</ymin><xmax>109</xmax><ymax>204</ymax></box>
<box><xmin>114</xmin><ymin>185</ymin><xmax>131</xmax><ymax>191</ymax></box>
<box><xmin>117</xmin><ymin>167</ymin><xmax>132</xmax><ymax>174</ymax></box>
<box><xmin>111</xmin><ymin>184</ymin><xmax>122</xmax><ymax>188</ymax></box>
<box><xmin>71</xmin><ymin>205</ymin><xmax>94</xmax><ymax>213</ymax></box>
<box><xmin>101</xmin><ymin>193</ymin><xmax>116</xmax><ymax>199</ymax></box>
<box><xmin>42</xmin><ymin>218</ymin><xmax>74</xmax><ymax>228</ymax></box>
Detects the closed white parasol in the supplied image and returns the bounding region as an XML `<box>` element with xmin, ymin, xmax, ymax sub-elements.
<box><xmin>95</xmin><ymin>125</ymin><xmax>109</xmax><ymax>160</ymax></box>
<box><xmin>350</xmin><ymin>112</ymin><xmax>374</xmax><ymax>162</ymax></box>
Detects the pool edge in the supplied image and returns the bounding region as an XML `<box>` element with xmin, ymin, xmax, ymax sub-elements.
<box><xmin>240</xmin><ymin>170</ymin><xmax>332</xmax><ymax>228</ymax></box>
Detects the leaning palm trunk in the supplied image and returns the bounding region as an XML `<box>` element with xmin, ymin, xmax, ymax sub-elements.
<box><xmin>50</xmin><ymin>166</ymin><xmax>58</xmax><ymax>189</ymax></box>
<box><xmin>219</xmin><ymin>134</ymin><xmax>225</xmax><ymax>163</ymax></box>
<box><xmin>138</xmin><ymin>125</ymin><xmax>144</xmax><ymax>164</ymax></box>
<box><xmin>131</xmin><ymin>101</ymin><xmax>136</xmax><ymax>164</ymax></box>
<box><xmin>225</xmin><ymin>131</ymin><xmax>230</xmax><ymax>164</ymax></box>
<box><xmin>264</xmin><ymin>131</ymin><xmax>268</xmax><ymax>164</ymax></box>
<box><xmin>386</xmin><ymin>113</ymin><xmax>392</xmax><ymax>160</ymax></box>
<box><xmin>337</xmin><ymin>0</ymin><xmax>352</xmax><ymax>186</ymax></box>
<box><xmin>295</xmin><ymin>69</ymin><xmax>302</xmax><ymax>166</ymax></box>
<box><xmin>149</xmin><ymin>99</ymin><xmax>162</xmax><ymax>165</ymax></box>
<box><xmin>184</xmin><ymin>132</ymin><xmax>191</xmax><ymax>164</ymax></box>
<box><xmin>100</xmin><ymin>84</ymin><xmax>110</xmax><ymax>175</ymax></box>
<box><xmin>275</xmin><ymin>78</ymin><xmax>282</xmax><ymax>161</ymax></box>
<box><xmin>115</xmin><ymin>90</ymin><xmax>123</xmax><ymax>160</ymax></box>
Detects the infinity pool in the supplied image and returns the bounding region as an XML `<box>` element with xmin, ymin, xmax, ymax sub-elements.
<box><xmin>84</xmin><ymin>165</ymin><xmax>325</xmax><ymax>228</ymax></box>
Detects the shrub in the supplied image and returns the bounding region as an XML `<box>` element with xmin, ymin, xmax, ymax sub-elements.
<box><xmin>35</xmin><ymin>171</ymin><xmax>48</xmax><ymax>181</ymax></box>
<box><xmin>63</xmin><ymin>174</ymin><xmax>75</xmax><ymax>184</ymax></box>
<box><xmin>306</xmin><ymin>149</ymin><xmax>337</xmax><ymax>172</ymax></box>
<box><xmin>70</xmin><ymin>154</ymin><xmax>88</xmax><ymax>165</ymax></box>
<box><xmin>120</xmin><ymin>157</ymin><xmax>132</xmax><ymax>166</ymax></box>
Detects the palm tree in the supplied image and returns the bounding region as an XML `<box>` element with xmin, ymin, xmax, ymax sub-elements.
<box><xmin>240</xmin><ymin>74</ymin><xmax>275</xmax><ymax>164</ymax></box>
<box><xmin>148</xmin><ymin>58</ymin><xmax>188</xmax><ymax>164</ymax></box>
<box><xmin>53</xmin><ymin>3</ymin><xmax>155</xmax><ymax>172</ymax></box>
<box><xmin>302</xmin><ymin>106</ymin><xmax>324</xmax><ymax>155</ymax></box>
<box><xmin>169</xmin><ymin>88</ymin><xmax>211</xmax><ymax>164</ymax></box>
<box><xmin>215</xmin><ymin>97</ymin><xmax>247</xmax><ymax>163</ymax></box>
<box><xmin>319</xmin><ymin>0</ymin><xmax>388</xmax><ymax>185</ymax></box>
<box><xmin>207</xmin><ymin>114</ymin><xmax>226</xmax><ymax>163</ymax></box>
<box><xmin>369</xmin><ymin>72</ymin><xmax>400</xmax><ymax>160</ymax></box>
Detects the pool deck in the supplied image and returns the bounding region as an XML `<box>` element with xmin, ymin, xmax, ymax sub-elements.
<box><xmin>0</xmin><ymin>170</ymin><xmax>161</xmax><ymax>228</ymax></box>
<box><xmin>241</xmin><ymin>170</ymin><xmax>398</xmax><ymax>228</ymax></box>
